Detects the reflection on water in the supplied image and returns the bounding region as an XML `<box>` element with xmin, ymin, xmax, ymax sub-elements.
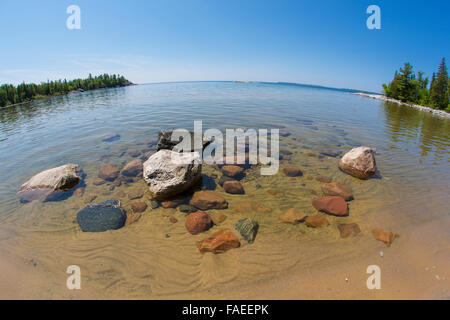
<box><xmin>382</xmin><ymin>101</ymin><xmax>450</xmax><ymax>161</ymax></box>
<box><xmin>0</xmin><ymin>82</ymin><xmax>449</xmax><ymax>299</ymax></box>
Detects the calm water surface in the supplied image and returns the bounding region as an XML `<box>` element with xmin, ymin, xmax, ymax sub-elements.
<box><xmin>0</xmin><ymin>82</ymin><xmax>449</xmax><ymax>298</ymax></box>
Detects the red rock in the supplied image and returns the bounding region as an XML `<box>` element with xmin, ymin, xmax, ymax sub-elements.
<box><xmin>131</xmin><ymin>201</ymin><xmax>147</xmax><ymax>213</ymax></box>
<box><xmin>221</xmin><ymin>165</ymin><xmax>244</xmax><ymax>178</ymax></box>
<box><xmin>223</xmin><ymin>180</ymin><xmax>245</xmax><ymax>194</ymax></box>
<box><xmin>185</xmin><ymin>211</ymin><xmax>212</xmax><ymax>235</ymax></box>
<box><xmin>372</xmin><ymin>228</ymin><xmax>399</xmax><ymax>247</ymax></box>
<box><xmin>305</xmin><ymin>214</ymin><xmax>330</xmax><ymax>228</ymax></box>
<box><xmin>283</xmin><ymin>166</ymin><xmax>303</xmax><ymax>177</ymax></box>
<box><xmin>321</xmin><ymin>182</ymin><xmax>353</xmax><ymax>201</ymax></box>
<box><xmin>312</xmin><ymin>196</ymin><xmax>348</xmax><ymax>216</ymax></box>
<box><xmin>196</xmin><ymin>229</ymin><xmax>240</xmax><ymax>254</ymax></box>
<box><xmin>98</xmin><ymin>164</ymin><xmax>120</xmax><ymax>181</ymax></box>
<box><xmin>189</xmin><ymin>190</ymin><xmax>228</xmax><ymax>210</ymax></box>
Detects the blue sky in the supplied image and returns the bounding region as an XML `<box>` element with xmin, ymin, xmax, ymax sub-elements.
<box><xmin>0</xmin><ymin>0</ymin><xmax>448</xmax><ymax>92</ymax></box>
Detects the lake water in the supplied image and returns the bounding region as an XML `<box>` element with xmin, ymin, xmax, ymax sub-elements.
<box><xmin>0</xmin><ymin>82</ymin><xmax>449</xmax><ymax>299</ymax></box>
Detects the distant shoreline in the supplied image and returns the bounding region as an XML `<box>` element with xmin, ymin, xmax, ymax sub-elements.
<box><xmin>351</xmin><ymin>92</ymin><xmax>450</xmax><ymax>119</ymax></box>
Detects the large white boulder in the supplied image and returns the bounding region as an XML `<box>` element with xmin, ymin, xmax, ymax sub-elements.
<box><xmin>18</xmin><ymin>164</ymin><xmax>82</xmax><ymax>202</ymax></box>
<box><xmin>143</xmin><ymin>150</ymin><xmax>202</xmax><ymax>199</ymax></box>
<box><xmin>339</xmin><ymin>146</ymin><xmax>377</xmax><ymax>179</ymax></box>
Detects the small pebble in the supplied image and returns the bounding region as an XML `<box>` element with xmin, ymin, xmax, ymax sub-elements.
<box><xmin>435</xmin><ymin>275</ymin><xmax>440</xmax><ymax>280</ymax></box>
<box><xmin>379</xmin><ymin>251</ymin><xmax>384</xmax><ymax>257</ymax></box>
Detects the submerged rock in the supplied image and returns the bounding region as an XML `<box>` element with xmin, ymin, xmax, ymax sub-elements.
<box><xmin>315</xmin><ymin>175</ymin><xmax>332</xmax><ymax>183</ymax></box>
<box><xmin>101</xmin><ymin>134</ymin><xmax>120</xmax><ymax>142</ymax></box>
<box><xmin>128</xmin><ymin>189</ymin><xmax>144</xmax><ymax>200</ymax></box>
<box><xmin>305</xmin><ymin>214</ymin><xmax>330</xmax><ymax>228</ymax></box>
<box><xmin>339</xmin><ymin>146</ymin><xmax>377</xmax><ymax>179</ymax></box>
<box><xmin>178</xmin><ymin>204</ymin><xmax>197</xmax><ymax>214</ymax></box>
<box><xmin>197</xmin><ymin>229</ymin><xmax>240</xmax><ymax>254</ymax></box>
<box><xmin>279</xmin><ymin>208</ymin><xmax>307</xmax><ymax>224</ymax></box>
<box><xmin>338</xmin><ymin>223</ymin><xmax>361</xmax><ymax>238</ymax></box>
<box><xmin>143</xmin><ymin>149</ymin><xmax>202</xmax><ymax>199</ymax></box>
<box><xmin>372</xmin><ymin>228</ymin><xmax>399</xmax><ymax>247</ymax></box>
<box><xmin>150</xmin><ymin>200</ymin><xmax>160</xmax><ymax>209</ymax></box>
<box><xmin>77</xmin><ymin>199</ymin><xmax>126</xmax><ymax>232</ymax></box>
<box><xmin>18</xmin><ymin>164</ymin><xmax>82</xmax><ymax>203</ymax></box>
<box><xmin>121</xmin><ymin>159</ymin><xmax>143</xmax><ymax>177</ymax></box>
<box><xmin>233</xmin><ymin>201</ymin><xmax>270</xmax><ymax>213</ymax></box>
<box><xmin>283</xmin><ymin>166</ymin><xmax>303</xmax><ymax>177</ymax></box>
<box><xmin>221</xmin><ymin>165</ymin><xmax>244</xmax><ymax>178</ymax></box>
<box><xmin>185</xmin><ymin>211</ymin><xmax>212</xmax><ymax>235</ymax></box>
<box><xmin>161</xmin><ymin>199</ymin><xmax>184</xmax><ymax>208</ymax></box>
<box><xmin>223</xmin><ymin>180</ymin><xmax>245</xmax><ymax>194</ymax></box>
<box><xmin>218</xmin><ymin>175</ymin><xmax>235</xmax><ymax>187</ymax></box>
<box><xmin>321</xmin><ymin>182</ymin><xmax>354</xmax><ymax>201</ymax></box>
<box><xmin>98</xmin><ymin>164</ymin><xmax>120</xmax><ymax>181</ymax></box>
<box><xmin>190</xmin><ymin>190</ymin><xmax>228</xmax><ymax>210</ymax></box>
<box><xmin>312</xmin><ymin>196</ymin><xmax>349</xmax><ymax>216</ymax></box>
<box><xmin>235</xmin><ymin>218</ymin><xmax>259</xmax><ymax>243</ymax></box>
<box><xmin>131</xmin><ymin>201</ymin><xmax>147</xmax><ymax>213</ymax></box>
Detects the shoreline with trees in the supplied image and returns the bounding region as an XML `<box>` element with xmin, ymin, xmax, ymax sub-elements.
<box><xmin>0</xmin><ymin>74</ymin><xmax>134</xmax><ymax>108</ymax></box>
<box><xmin>355</xmin><ymin>58</ymin><xmax>449</xmax><ymax>118</ymax></box>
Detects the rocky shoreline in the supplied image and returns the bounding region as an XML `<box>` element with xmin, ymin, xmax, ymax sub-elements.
<box><xmin>351</xmin><ymin>92</ymin><xmax>450</xmax><ymax>119</ymax></box>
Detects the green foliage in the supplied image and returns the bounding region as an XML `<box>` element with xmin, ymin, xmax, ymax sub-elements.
<box><xmin>383</xmin><ymin>58</ymin><xmax>449</xmax><ymax>111</ymax></box>
<box><xmin>0</xmin><ymin>74</ymin><xmax>132</xmax><ymax>108</ymax></box>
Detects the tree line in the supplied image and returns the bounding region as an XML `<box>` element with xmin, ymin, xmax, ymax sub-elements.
<box><xmin>0</xmin><ymin>74</ymin><xmax>132</xmax><ymax>108</ymax></box>
<box><xmin>382</xmin><ymin>58</ymin><xmax>449</xmax><ymax>111</ymax></box>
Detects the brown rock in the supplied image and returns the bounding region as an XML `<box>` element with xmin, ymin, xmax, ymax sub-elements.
<box><xmin>312</xmin><ymin>196</ymin><xmax>348</xmax><ymax>216</ymax></box>
<box><xmin>161</xmin><ymin>199</ymin><xmax>183</xmax><ymax>208</ymax></box>
<box><xmin>185</xmin><ymin>211</ymin><xmax>213</xmax><ymax>235</ymax></box>
<box><xmin>125</xmin><ymin>212</ymin><xmax>142</xmax><ymax>226</ymax></box>
<box><xmin>305</xmin><ymin>214</ymin><xmax>330</xmax><ymax>228</ymax></box>
<box><xmin>372</xmin><ymin>228</ymin><xmax>399</xmax><ymax>247</ymax></box>
<box><xmin>321</xmin><ymin>182</ymin><xmax>353</xmax><ymax>201</ymax></box>
<box><xmin>209</xmin><ymin>211</ymin><xmax>227</xmax><ymax>225</ymax></box>
<box><xmin>197</xmin><ymin>229</ymin><xmax>240</xmax><ymax>254</ymax></box>
<box><xmin>189</xmin><ymin>190</ymin><xmax>228</xmax><ymax>210</ymax></box>
<box><xmin>116</xmin><ymin>190</ymin><xmax>126</xmax><ymax>198</ymax></box>
<box><xmin>223</xmin><ymin>180</ymin><xmax>245</xmax><ymax>194</ymax></box>
<box><xmin>267</xmin><ymin>188</ymin><xmax>281</xmax><ymax>196</ymax></box>
<box><xmin>121</xmin><ymin>159</ymin><xmax>143</xmax><ymax>177</ymax></box>
<box><xmin>221</xmin><ymin>165</ymin><xmax>244</xmax><ymax>178</ymax></box>
<box><xmin>73</xmin><ymin>187</ymin><xmax>85</xmax><ymax>197</ymax></box>
<box><xmin>315</xmin><ymin>175</ymin><xmax>332</xmax><ymax>183</ymax></box>
<box><xmin>234</xmin><ymin>201</ymin><xmax>270</xmax><ymax>214</ymax></box>
<box><xmin>283</xmin><ymin>166</ymin><xmax>303</xmax><ymax>177</ymax></box>
<box><xmin>169</xmin><ymin>216</ymin><xmax>178</xmax><ymax>223</ymax></box>
<box><xmin>279</xmin><ymin>208</ymin><xmax>307</xmax><ymax>224</ymax></box>
<box><xmin>339</xmin><ymin>146</ymin><xmax>377</xmax><ymax>179</ymax></box>
<box><xmin>128</xmin><ymin>189</ymin><xmax>144</xmax><ymax>200</ymax></box>
<box><xmin>98</xmin><ymin>164</ymin><xmax>120</xmax><ymax>181</ymax></box>
<box><xmin>131</xmin><ymin>201</ymin><xmax>147</xmax><ymax>213</ymax></box>
<box><xmin>338</xmin><ymin>223</ymin><xmax>361</xmax><ymax>238</ymax></box>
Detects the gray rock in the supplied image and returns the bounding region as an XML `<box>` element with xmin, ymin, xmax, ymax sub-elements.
<box><xmin>178</xmin><ymin>204</ymin><xmax>197</xmax><ymax>214</ymax></box>
<box><xmin>235</xmin><ymin>218</ymin><xmax>259</xmax><ymax>244</ymax></box>
<box><xmin>18</xmin><ymin>164</ymin><xmax>82</xmax><ymax>203</ymax></box>
<box><xmin>339</xmin><ymin>146</ymin><xmax>377</xmax><ymax>179</ymax></box>
<box><xmin>150</xmin><ymin>200</ymin><xmax>160</xmax><ymax>209</ymax></box>
<box><xmin>77</xmin><ymin>199</ymin><xmax>126</xmax><ymax>232</ymax></box>
<box><xmin>143</xmin><ymin>149</ymin><xmax>202</xmax><ymax>199</ymax></box>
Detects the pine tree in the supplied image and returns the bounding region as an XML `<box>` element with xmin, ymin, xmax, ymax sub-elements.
<box><xmin>430</xmin><ymin>58</ymin><xmax>449</xmax><ymax>109</ymax></box>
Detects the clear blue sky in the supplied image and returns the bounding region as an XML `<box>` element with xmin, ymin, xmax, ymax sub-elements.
<box><xmin>0</xmin><ymin>0</ymin><xmax>448</xmax><ymax>92</ymax></box>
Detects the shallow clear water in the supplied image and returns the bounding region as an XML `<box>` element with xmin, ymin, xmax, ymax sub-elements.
<box><xmin>0</xmin><ymin>82</ymin><xmax>449</xmax><ymax>298</ymax></box>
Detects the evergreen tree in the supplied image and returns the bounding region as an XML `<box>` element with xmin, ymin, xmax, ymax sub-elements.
<box><xmin>430</xmin><ymin>57</ymin><xmax>449</xmax><ymax>109</ymax></box>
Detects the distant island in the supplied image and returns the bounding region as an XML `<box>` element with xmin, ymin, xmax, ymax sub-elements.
<box><xmin>0</xmin><ymin>74</ymin><xmax>134</xmax><ymax>108</ymax></box>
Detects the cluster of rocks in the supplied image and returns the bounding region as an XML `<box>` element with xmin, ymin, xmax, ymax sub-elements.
<box><xmin>17</xmin><ymin>130</ymin><xmax>397</xmax><ymax>249</ymax></box>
